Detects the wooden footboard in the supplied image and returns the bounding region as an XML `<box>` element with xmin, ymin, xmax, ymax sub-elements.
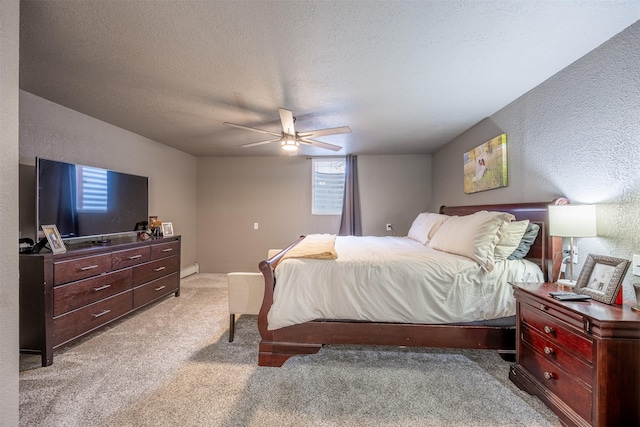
<box><xmin>257</xmin><ymin>199</ymin><xmax>566</xmax><ymax>367</ymax></box>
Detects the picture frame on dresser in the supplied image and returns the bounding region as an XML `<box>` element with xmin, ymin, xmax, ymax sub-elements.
<box><xmin>41</xmin><ymin>224</ymin><xmax>66</xmax><ymax>254</ymax></box>
<box><xmin>161</xmin><ymin>222</ymin><xmax>174</xmax><ymax>237</ymax></box>
<box><xmin>574</xmin><ymin>253</ymin><xmax>630</xmax><ymax>304</ymax></box>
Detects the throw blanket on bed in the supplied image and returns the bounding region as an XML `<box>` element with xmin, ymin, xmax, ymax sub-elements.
<box><xmin>280</xmin><ymin>234</ymin><xmax>338</xmax><ymax>261</ymax></box>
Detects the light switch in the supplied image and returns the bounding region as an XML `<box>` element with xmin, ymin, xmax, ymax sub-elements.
<box><xmin>633</xmin><ymin>254</ymin><xmax>640</xmax><ymax>276</ymax></box>
<box><xmin>253</xmin><ymin>222</ymin><xmax>259</xmax><ymax>230</ymax></box>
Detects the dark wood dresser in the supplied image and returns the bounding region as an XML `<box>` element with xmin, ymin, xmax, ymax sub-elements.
<box><xmin>20</xmin><ymin>235</ymin><xmax>181</xmax><ymax>366</ymax></box>
<box><xmin>509</xmin><ymin>282</ymin><xmax>640</xmax><ymax>427</ymax></box>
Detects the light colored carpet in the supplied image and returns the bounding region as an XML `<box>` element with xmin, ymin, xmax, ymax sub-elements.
<box><xmin>20</xmin><ymin>273</ymin><xmax>560</xmax><ymax>426</ymax></box>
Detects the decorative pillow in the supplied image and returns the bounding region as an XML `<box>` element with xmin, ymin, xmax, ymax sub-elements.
<box><xmin>407</xmin><ymin>213</ymin><xmax>449</xmax><ymax>245</ymax></box>
<box><xmin>507</xmin><ymin>222</ymin><xmax>540</xmax><ymax>260</ymax></box>
<box><xmin>494</xmin><ymin>220</ymin><xmax>530</xmax><ymax>261</ymax></box>
<box><xmin>428</xmin><ymin>210</ymin><xmax>515</xmax><ymax>272</ymax></box>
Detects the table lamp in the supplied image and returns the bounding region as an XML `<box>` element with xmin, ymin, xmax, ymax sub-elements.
<box><xmin>549</xmin><ymin>204</ymin><xmax>597</xmax><ymax>287</ymax></box>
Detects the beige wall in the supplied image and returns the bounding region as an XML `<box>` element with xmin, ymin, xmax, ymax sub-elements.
<box><xmin>0</xmin><ymin>0</ymin><xmax>19</xmax><ymax>424</ymax></box>
<box><xmin>197</xmin><ymin>154</ymin><xmax>431</xmax><ymax>272</ymax></box>
<box><xmin>432</xmin><ymin>21</ymin><xmax>640</xmax><ymax>301</ymax></box>
<box><xmin>19</xmin><ymin>91</ymin><xmax>198</xmax><ymax>268</ymax></box>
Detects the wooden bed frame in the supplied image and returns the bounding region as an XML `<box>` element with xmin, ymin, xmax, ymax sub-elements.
<box><xmin>257</xmin><ymin>199</ymin><xmax>567</xmax><ymax>367</ymax></box>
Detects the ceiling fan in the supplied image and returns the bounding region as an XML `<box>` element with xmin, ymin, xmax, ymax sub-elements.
<box><xmin>224</xmin><ymin>108</ymin><xmax>351</xmax><ymax>152</ymax></box>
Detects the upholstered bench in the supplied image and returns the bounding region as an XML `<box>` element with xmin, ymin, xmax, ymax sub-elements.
<box><xmin>227</xmin><ymin>249</ymin><xmax>280</xmax><ymax>342</ymax></box>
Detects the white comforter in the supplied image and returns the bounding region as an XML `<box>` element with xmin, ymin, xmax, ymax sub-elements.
<box><xmin>267</xmin><ymin>236</ymin><xmax>544</xmax><ymax>330</ymax></box>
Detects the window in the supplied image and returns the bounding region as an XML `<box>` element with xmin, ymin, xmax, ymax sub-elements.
<box><xmin>312</xmin><ymin>158</ymin><xmax>345</xmax><ymax>215</ymax></box>
<box><xmin>76</xmin><ymin>166</ymin><xmax>108</xmax><ymax>211</ymax></box>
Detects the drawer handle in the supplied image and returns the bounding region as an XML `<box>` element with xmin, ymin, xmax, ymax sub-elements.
<box><xmin>128</xmin><ymin>255</ymin><xmax>143</xmax><ymax>260</ymax></box>
<box><xmin>93</xmin><ymin>284</ymin><xmax>111</xmax><ymax>292</ymax></box>
<box><xmin>543</xmin><ymin>372</ymin><xmax>556</xmax><ymax>380</ymax></box>
<box><xmin>154</xmin><ymin>266</ymin><xmax>166</xmax><ymax>272</ymax></box>
<box><xmin>92</xmin><ymin>309</ymin><xmax>111</xmax><ymax>318</ymax></box>
<box><xmin>544</xmin><ymin>346</ymin><xmax>554</xmax><ymax>355</ymax></box>
<box><xmin>80</xmin><ymin>265</ymin><xmax>99</xmax><ymax>271</ymax></box>
<box><xmin>162</xmin><ymin>248</ymin><xmax>173</xmax><ymax>252</ymax></box>
<box><xmin>154</xmin><ymin>285</ymin><xmax>166</xmax><ymax>292</ymax></box>
<box><xmin>539</xmin><ymin>304</ymin><xmax>548</xmax><ymax>311</ymax></box>
<box><xmin>543</xmin><ymin>325</ymin><xmax>554</xmax><ymax>334</ymax></box>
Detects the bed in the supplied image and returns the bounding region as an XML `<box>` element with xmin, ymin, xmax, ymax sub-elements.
<box><xmin>257</xmin><ymin>199</ymin><xmax>566</xmax><ymax>367</ymax></box>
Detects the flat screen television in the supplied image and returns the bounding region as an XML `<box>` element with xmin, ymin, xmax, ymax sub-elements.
<box><xmin>36</xmin><ymin>157</ymin><xmax>149</xmax><ymax>241</ymax></box>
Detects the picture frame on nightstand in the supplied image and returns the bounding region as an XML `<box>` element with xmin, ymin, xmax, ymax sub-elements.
<box><xmin>574</xmin><ymin>253</ymin><xmax>630</xmax><ymax>304</ymax></box>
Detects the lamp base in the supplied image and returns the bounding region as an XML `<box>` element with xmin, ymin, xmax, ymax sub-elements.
<box><xmin>556</xmin><ymin>279</ymin><xmax>577</xmax><ymax>290</ymax></box>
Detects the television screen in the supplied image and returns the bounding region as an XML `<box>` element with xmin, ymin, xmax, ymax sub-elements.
<box><xmin>37</xmin><ymin>158</ymin><xmax>149</xmax><ymax>240</ymax></box>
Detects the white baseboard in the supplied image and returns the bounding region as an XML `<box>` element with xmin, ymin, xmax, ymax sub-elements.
<box><xmin>180</xmin><ymin>263</ymin><xmax>200</xmax><ymax>278</ymax></box>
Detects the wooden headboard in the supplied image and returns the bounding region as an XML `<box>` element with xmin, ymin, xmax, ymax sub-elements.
<box><xmin>439</xmin><ymin>199</ymin><xmax>568</xmax><ymax>282</ymax></box>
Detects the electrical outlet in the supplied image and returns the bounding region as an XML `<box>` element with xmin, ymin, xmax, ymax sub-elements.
<box><xmin>386</xmin><ymin>223</ymin><xmax>392</xmax><ymax>231</ymax></box>
<box><xmin>563</xmin><ymin>245</ymin><xmax>578</xmax><ymax>263</ymax></box>
<box><xmin>633</xmin><ymin>254</ymin><xmax>640</xmax><ymax>276</ymax></box>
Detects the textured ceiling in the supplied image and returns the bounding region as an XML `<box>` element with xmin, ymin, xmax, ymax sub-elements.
<box><xmin>19</xmin><ymin>1</ymin><xmax>640</xmax><ymax>157</ymax></box>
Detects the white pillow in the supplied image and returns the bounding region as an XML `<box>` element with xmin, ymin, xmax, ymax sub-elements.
<box><xmin>407</xmin><ymin>213</ymin><xmax>449</xmax><ymax>245</ymax></box>
<box><xmin>494</xmin><ymin>220</ymin><xmax>530</xmax><ymax>261</ymax></box>
<box><xmin>428</xmin><ymin>210</ymin><xmax>515</xmax><ymax>271</ymax></box>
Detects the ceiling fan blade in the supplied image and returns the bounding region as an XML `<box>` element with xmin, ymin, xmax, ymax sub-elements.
<box><xmin>299</xmin><ymin>137</ymin><xmax>342</xmax><ymax>152</ymax></box>
<box><xmin>239</xmin><ymin>138</ymin><xmax>281</xmax><ymax>148</ymax></box>
<box><xmin>279</xmin><ymin>108</ymin><xmax>296</xmax><ymax>135</ymax></box>
<box><xmin>298</xmin><ymin>126</ymin><xmax>352</xmax><ymax>138</ymax></box>
<box><xmin>223</xmin><ymin>122</ymin><xmax>281</xmax><ymax>138</ymax></box>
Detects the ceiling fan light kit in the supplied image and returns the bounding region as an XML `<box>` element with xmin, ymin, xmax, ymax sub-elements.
<box><xmin>281</xmin><ymin>136</ymin><xmax>299</xmax><ymax>152</ymax></box>
<box><xmin>224</xmin><ymin>108</ymin><xmax>350</xmax><ymax>153</ymax></box>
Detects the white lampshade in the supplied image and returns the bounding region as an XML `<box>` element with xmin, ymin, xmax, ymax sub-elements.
<box><xmin>549</xmin><ymin>204</ymin><xmax>597</xmax><ymax>237</ymax></box>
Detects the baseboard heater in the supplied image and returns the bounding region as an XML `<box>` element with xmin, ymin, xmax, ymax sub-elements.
<box><xmin>180</xmin><ymin>263</ymin><xmax>199</xmax><ymax>278</ymax></box>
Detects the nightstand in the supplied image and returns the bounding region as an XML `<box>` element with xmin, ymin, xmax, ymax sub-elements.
<box><xmin>509</xmin><ymin>282</ymin><xmax>640</xmax><ymax>427</ymax></box>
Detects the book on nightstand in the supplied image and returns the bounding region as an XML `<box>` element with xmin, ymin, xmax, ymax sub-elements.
<box><xmin>548</xmin><ymin>291</ymin><xmax>591</xmax><ymax>301</ymax></box>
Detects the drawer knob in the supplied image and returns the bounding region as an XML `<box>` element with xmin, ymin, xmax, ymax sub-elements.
<box><xmin>543</xmin><ymin>372</ymin><xmax>556</xmax><ymax>380</ymax></box>
<box><xmin>154</xmin><ymin>285</ymin><xmax>166</xmax><ymax>292</ymax></box>
<box><xmin>544</xmin><ymin>346</ymin><xmax>554</xmax><ymax>354</ymax></box>
<box><xmin>80</xmin><ymin>264</ymin><xmax>99</xmax><ymax>271</ymax></box>
<box><xmin>543</xmin><ymin>325</ymin><xmax>554</xmax><ymax>334</ymax></box>
<box><xmin>93</xmin><ymin>284</ymin><xmax>111</xmax><ymax>292</ymax></box>
<box><xmin>154</xmin><ymin>266</ymin><xmax>166</xmax><ymax>272</ymax></box>
<box><xmin>539</xmin><ymin>304</ymin><xmax>548</xmax><ymax>311</ymax></box>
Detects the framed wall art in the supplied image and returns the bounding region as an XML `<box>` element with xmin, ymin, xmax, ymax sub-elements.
<box><xmin>574</xmin><ymin>254</ymin><xmax>630</xmax><ymax>304</ymax></box>
<box><xmin>463</xmin><ymin>133</ymin><xmax>508</xmax><ymax>194</ymax></box>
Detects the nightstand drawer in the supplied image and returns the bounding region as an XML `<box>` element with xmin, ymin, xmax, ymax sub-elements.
<box><xmin>520</xmin><ymin>304</ymin><xmax>592</xmax><ymax>361</ymax></box>
<box><xmin>521</xmin><ymin>342</ymin><xmax>592</xmax><ymax>422</ymax></box>
<box><xmin>522</xmin><ymin>325</ymin><xmax>591</xmax><ymax>386</ymax></box>
<box><xmin>53</xmin><ymin>268</ymin><xmax>132</xmax><ymax>316</ymax></box>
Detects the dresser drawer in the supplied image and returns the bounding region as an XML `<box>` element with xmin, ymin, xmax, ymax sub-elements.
<box><xmin>520</xmin><ymin>304</ymin><xmax>592</xmax><ymax>361</ymax></box>
<box><xmin>53</xmin><ymin>269</ymin><xmax>133</xmax><ymax>316</ymax></box>
<box><xmin>112</xmin><ymin>246</ymin><xmax>150</xmax><ymax>270</ymax></box>
<box><xmin>54</xmin><ymin>253</ymin><xmax>112</xmax><ymax>285</ymax></box>
<box><xmin>133</xmin><ymin>273</ymin><xmax>178</xmax><ymax>308</ymax></box>
<box><xmin>521</xmin><ymin>342</ymin><xmax>592</xmax><ymax>422</ymax></box>
<box><xmin>522</xmin><ymin>325</ymin><xmax>592</xmax><ymax>386</ymax></box>
<box><xmin>133</xmin><ymin>256</ymin><xmax>179</xmax><ymax>286</ymax></box>
<box><xmin>151</xmin><ymin>240</ymin><xmax>179</xmax><ymax>260</ymax></box>
<box><xmin>53</xmin><ymin>290</ymin><xmax>133</xmax><ymax>347</ymax></box>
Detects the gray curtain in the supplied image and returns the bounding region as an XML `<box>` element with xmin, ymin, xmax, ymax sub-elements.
<box><xmin>338</xmin><ymin>154</ymin><xmax>362</xmax><ymax>236</ymax></box>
